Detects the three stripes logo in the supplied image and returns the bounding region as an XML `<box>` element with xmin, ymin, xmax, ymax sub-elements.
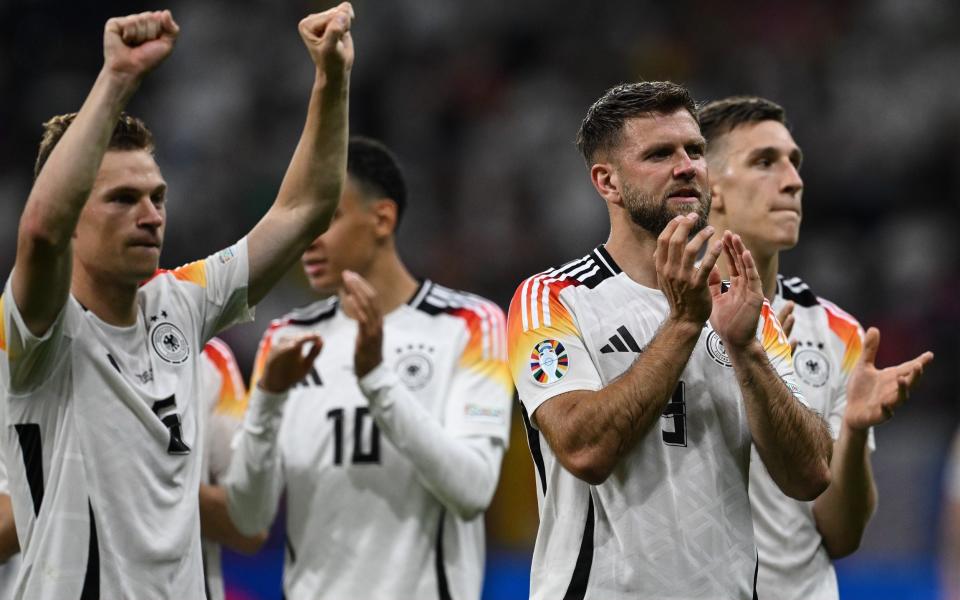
<box><xmin>600</xmin><ymin>326</ymin><xmax>642</xmax><ymax>354</ymax></box>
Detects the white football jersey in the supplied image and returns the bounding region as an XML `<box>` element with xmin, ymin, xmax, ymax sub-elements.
<box><xmin>0</xmin><ymin>239</ymin><xmax>252</xmax><ymax>599</ymax></box>
<box><xmin>507</xmin><ymin>245</ymin><xmax>801</xmax><ymax>600</ymax></box>
<box><xmin>198</xmin><ymin>338</ymin><xmax>248</xmax><ymax>600</ymax></box>
<box><xmin>250</xmin><ymin>280</ymin><xmax>512</xmax><ymax>600</ymax></box>
<box><xmin>749</xmin><ymin>274</ymin><xmax>872</xmax><ymax>600</ymax></box>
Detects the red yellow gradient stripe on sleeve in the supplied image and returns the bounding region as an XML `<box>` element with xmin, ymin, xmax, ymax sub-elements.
<box><xmin>144</xmin><ymin>259</ymin><xmax>208</xmax><ymax>288</ymax></box>
<box><xmin>248</xmin><ymin>319</ymin><xmax>285</xmax><ymax>393</ymax></box>
<box><xmin>507</xmin><ymin>275</ymin><xmax>582</xmax><ymax>385</ymax></box>
<box><xmin>822</xmin><ymin>299</ymin><xmax>863</xmax><ymax>374</ymax></box>
<box><xmin>0</xmin><ymin>295</ymin><xmax>6</xmax><ymax>352</ymax></box>
<box><xmin>451</xmin><ymin>302</ymin><xmax>513</xmax><ymax>396</ymax></box>
<box><xmin>759</xmin><ymin>301</ymin><xmax>792</xmax><ymax>363</ymax></box>
<box><xmin>203</xmin><ymin>337</ymin><xmax>248</xmax><ymax>418</ymax></box>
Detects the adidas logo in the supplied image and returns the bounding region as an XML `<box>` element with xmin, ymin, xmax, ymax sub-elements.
<box><xmin>600</xmin><ymin>326</ymin><xmax>642</xmax><ymax>354</ymax></box>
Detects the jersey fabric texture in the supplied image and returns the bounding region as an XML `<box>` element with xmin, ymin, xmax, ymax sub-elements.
<box><xmin>507</xmin><ymin>245</ymin><xmax>802</xmax><ymax>600</ymax></box>
<box><xmin>199</xmin><ymin>338</ymin><xmax>248</xmax><ymax>600</ymax></box>
<box><xmin>750</xmin><ymin>274</ymin><xmax>873</xmax><ymax>600</ymax></box>
<box><xmin>248</xmin><ymin>280</ymin><xmax>512</xmax><ymax>600</ymax></box>
<box><xmin>0</xmin><ymin>239</ymin><xmax>252</xmax><ymax>600</ymax></box>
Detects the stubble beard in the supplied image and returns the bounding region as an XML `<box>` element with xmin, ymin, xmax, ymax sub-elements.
<box><xmin>621</xmin><ymin>182</ymin><xmax>712</xmax><ymax>236</ymax></box>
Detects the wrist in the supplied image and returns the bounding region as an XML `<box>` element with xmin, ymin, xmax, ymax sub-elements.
<box><xmin>314</xmin><ymin>67</ymin><xmax>349</xmax><ymax>93</ymax></box>
<box><xmin>98</xmin><ymin>65</ymin><xmax>144</xmax><ymax>93</ymax></box>
<box><xmin>841</xmin><ymin>414</ymin><xmax>872</xmax><ymax>437</ymax></box>
<box><xmin>663</xmin><ymin>316</ymin><xmax>705</xmax><ymax>340</ymax></box>
<box><xmin>245</xmin><ymin>385</ymin><xmax>288</xmax><ymax>434</ymax></box>
<box><xmin>723</xmin><ymin>336</ymin><xmax>763</xmax><ymax>357</ymax></box>
<box><xmin>358</xmin><ymin>361</ymin><xmax>396</xmax><ymax>393</ymax></box>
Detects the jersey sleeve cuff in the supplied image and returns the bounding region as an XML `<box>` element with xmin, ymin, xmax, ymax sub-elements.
<box><xmin>243</xmin><ymin>385</ymin><xmax>288</xmax><ymax>435</ymax></box>
<box><xmin>358</xmin><ymin>361</ymin><xmax>400</xmax><ymax>396</ymax></box>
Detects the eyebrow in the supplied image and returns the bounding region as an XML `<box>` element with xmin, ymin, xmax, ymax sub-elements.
<box><xmin>642</xmin><ymin>137</ymin><xmax>707</xmax><ymax>156</ymax></box>
<box><xmin>747</xmin><ymin>145</ymin><xmax>804</xmax><ymax>167</ymax></box>
<box><xmin>103</xmin><ymin>182</ymin><xmax>168</xmax><ymax>198</ymax></box>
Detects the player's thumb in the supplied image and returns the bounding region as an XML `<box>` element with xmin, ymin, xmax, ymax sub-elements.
<box><xmin>860</xmin><ymin>327</ymin><xmax>880</xmax><ymax>366</ymax></box>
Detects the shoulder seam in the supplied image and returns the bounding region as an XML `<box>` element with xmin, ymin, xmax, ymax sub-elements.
<box><xmin>418</xmin><ymin>284</ymin><xmax>507</xmax><ymax>361</ymax></box>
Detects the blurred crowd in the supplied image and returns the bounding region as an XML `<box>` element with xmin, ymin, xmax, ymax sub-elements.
<box><xmin>1</xmin><ymin>0</ymin><xmax>958</xmax><ymax>582</ymax></box>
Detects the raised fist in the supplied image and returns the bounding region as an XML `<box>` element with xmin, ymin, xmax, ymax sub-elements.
<box><xmin>103</xmin><ymin>11</ymin><xmax>179</xmax><ymax>79</ymax></box>
<box><xmin>299</xmin><ymin>2</ymin><xmax>354</xmax><ymax>80</ymax></box>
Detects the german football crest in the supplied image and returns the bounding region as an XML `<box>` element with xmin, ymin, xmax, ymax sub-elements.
<box><xmin>394</xmin><ymin>343</ymin><xmax>435</xmax><ymax>390</ymax></box>
<box><xmin>794</xmin><ymin>346</ymin><xmax>830</xmax><ymax>388</ymax></box>
<box><xmin>705</xmin><ymin>330</ymin><xmax>732</xmax><ymax>368</ymax></box>
<box><xmin>151</xmin><ymin>322</ymin><xmax>190</xmax><ymax>364</ymax></box>
<box><xmin>530</xmin><ymin>339</ymin><xmax>568</xmax><ymax>385</ymax></box>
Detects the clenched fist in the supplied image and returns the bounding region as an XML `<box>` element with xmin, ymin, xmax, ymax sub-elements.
<box><xmin>103</xmin><ymin>10</ymin><xmax>179</xmax><ymax>79</ymax></box>
<box><xmin>299</xmin><ymin>2</ymin><xmax>354</xmax><ymax>81</ymax></box>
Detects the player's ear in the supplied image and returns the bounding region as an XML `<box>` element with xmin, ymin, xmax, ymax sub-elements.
<box><xmin>709</xmin><ymin>179</ymin><xmax>725</xmax><ymax>214</ymax></box>
<box><xmin>590</xmin><ymin>161</ymin><xmax>621</xmax><ymax>206</ymax></box>
<box><xmin>371</xmin><ymin>199</ymin><xmax>398</xmax><ymax>238</ymax></box>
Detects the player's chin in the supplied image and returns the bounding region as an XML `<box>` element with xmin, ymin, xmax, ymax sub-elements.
<box><xmin>122</xmin><ymin>253</ymin><xmax>162</xmax><ymax>282</ymax></box>
<box><xmin>306</xmin><ymin>271</ymin><xmax>339</xmax><ymax>296</ymax></box>
<box><xmin>773</xmin><ymin>224</ymin><xmax>801</xmax><ymax>249</ymax></box>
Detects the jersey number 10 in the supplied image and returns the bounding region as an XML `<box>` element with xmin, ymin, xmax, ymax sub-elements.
<box><xmin>326</xmin><ymin>406</ymin><xmax>381</xmax><ymax>465</ymax></box>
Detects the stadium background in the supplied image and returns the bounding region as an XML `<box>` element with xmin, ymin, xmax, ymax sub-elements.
<box><xmin>1</xmin><ymin>0</ymin><xmax>958</xmax><ymax>598</ymax></box>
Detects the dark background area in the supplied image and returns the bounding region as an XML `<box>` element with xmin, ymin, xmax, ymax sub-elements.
<box><xmin>2</xmin><ymin>1</ymin><xmax>958</xmax><ymax>597</ymax></box>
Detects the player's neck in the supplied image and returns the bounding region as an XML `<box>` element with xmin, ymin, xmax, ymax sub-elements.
<box><xmin>71</xmin><ymin>265</ymin><xmax>140</xmax><ymax>326</ymax></box>
<box><xmin>345</xmin><ymin>250</ymin><xmax>419</xmax><ymax>316</ymax></box>
<box><xmin>711</xmin><ymin>232</ymin><xmax>780</xmax><ymax>301</ymax></box>
<box><xmin>604</xmin><ymin>219</ymin><xmax>661</xmax><ymax>289</ymax></box>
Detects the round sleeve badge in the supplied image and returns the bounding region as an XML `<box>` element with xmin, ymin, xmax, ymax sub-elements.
<box><xmin>530</xmin><ymin>339</ymin><xmax>568</xmax><ymax>385</ymax></box>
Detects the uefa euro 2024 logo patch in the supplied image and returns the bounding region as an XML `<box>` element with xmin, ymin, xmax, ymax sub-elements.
<box><xmin>530</xmin><ymin>339</ymin><xmax>568</xmax><ymax>385</ymax></box>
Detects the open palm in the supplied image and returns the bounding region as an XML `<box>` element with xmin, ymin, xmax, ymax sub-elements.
<box><xmin>845</xmin><ymin>327</ymin><xmax>934</xmax><ymax>430</ymax></box>
<box><xmin>709</xmin><ymin>233</ymin><xmax>764</xmax><ymax>349</ymax></box>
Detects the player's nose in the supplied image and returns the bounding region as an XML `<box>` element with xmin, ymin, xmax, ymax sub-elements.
<box><xmin>672</xmin><ymin>150</ymin><xmax>702</xmax><ymax>181</ymax></box>
<box><xmin>781</xmin><ymin>162</ymin><xmax>803</xmax><ymax>196</ymax></box>
<box><xmin>137</xmin><ymin>196</ymin><xmax>164</xmax><ymax>228</ymax></box>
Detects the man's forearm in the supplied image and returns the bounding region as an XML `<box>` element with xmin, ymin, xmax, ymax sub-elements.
<box><xmin>14</xmin><ymin>69</ymin><xmax>140</xmax><ymax>335</ymax></box>
<box><xmin>813</xmin><ymin>423</ymin><xmax>876</xmax><ymax>557</ymax></box>
<box><xmin>731</xmin><ymin>341</ymin><xmax>832</xmax><ymax>500</ymax></box>
<box><xmin>23</xmin><ymin>68</ymin><xmax>139</xmax><ymax>247</ymax></box>
<box><xmin>538</xmin><ymin>318</ymin><xmax>701</xmax><ymax>484</ymax></box>
<box><xmin>246</xmin><ymin>73</ymin><xmax>349</xmax><ymax>305</ymax></box>
<box><xmin>275</xmin><ymin>73</ymin><xmax>349</xmax><ymax>219</ymax></box>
